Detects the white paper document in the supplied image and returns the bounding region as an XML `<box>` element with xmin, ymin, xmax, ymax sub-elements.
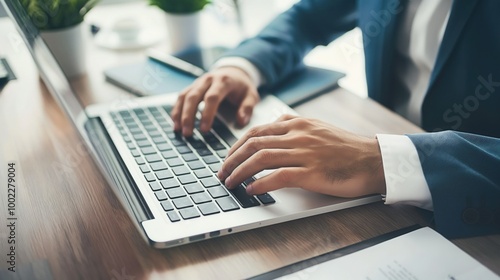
<box><xmin>279</xmin><ymin>227</ymin><xmax>499</xmax><ymax>280</ymax></box>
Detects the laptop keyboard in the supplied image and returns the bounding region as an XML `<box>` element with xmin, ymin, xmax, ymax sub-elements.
<box><xmin>110</xmin><ymin>105</ymin><xmax>275</xmax><ymax>222</ymax></box>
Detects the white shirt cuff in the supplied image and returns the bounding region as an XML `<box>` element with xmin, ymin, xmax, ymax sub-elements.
<box><xmin>376</xmin><ymin>134</ymin><xmax>433</xmax><ymax>211</ymax></box>
<box><xmin>211</xmin><ymin>57</ymin><xmax>265</xmax><ymax>87</ymax></box>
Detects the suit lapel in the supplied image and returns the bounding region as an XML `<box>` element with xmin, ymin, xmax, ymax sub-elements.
<box><xmin>428</xmin><ymin>0</ymin><xmax>479</xmax><ymax>89</ymax></box>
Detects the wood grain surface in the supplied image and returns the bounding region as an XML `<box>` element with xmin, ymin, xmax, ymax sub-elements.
<box><xmin>0</xmin><ymin>18</ymin><xmax>499</xmax><ymax>280</ymax></box>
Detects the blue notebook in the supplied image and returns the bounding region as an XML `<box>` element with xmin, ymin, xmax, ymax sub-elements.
<box><xmin>104</xmin><ymin>57</ymin><xmax>344</xmax><ymax>107</ymax></box>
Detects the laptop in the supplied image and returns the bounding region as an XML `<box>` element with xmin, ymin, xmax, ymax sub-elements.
<box><xmin>2</xmin><ymin>0</ymin><xmax>381</xmax><ymax>248</ymax></box>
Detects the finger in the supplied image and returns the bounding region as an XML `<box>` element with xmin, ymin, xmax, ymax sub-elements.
<box><xmin>219</xmin><ymin>135</ymin><xmax>296</xmax><ymax>180</ymax></box>
<box><xmin>227</xmin><ymin>121</ymin><xmax>290</xmax><ymax>159</ymax></box>
<box><xmin>199</xmin><ymin>80</ymin><xmax>228</xmax><ymax>133</ymax></box>
<box><xmin>224</xmin><ymin>149</ymin><xmax>303</xmax><ymax>189</ymax></box>
<box><xmin>236</xmin><ymin>89</ymin><xmax>259</xmax><ymax>127</ymax></box>
<box><xmin>180</xmin><ymin>78</ymin><xmax>212</xmax><ymax>136</ymax></box>
<box><xmin>275</xmin><ymin>113</ymin><xmax>298</xmax><ymax>123</ymax></box>
<box><xmin>170</xmin><ymin>87</ymin><xmax>191</xmax><ymax>131</ymax></box>
<box><xmin>245</xmin><ymin>167</ymin><xmax>307</xmax><ymax>195</ymax></box>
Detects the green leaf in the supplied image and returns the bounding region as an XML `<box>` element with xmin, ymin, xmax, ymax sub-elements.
<box><xmin>149</xmin><ymin>0</ymin><xmax>211</xmax><ymax>14</ymax></box>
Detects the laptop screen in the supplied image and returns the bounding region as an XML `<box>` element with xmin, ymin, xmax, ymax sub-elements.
<box><xmin>1</xmin><ymin>0</ymin><xmax>90</xmax><ymax>137</ymax></box>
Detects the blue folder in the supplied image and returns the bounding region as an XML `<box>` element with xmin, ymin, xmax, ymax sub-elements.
<box><xmin>104</xmin><ymin>58</ymin><xmax>344</xmax><ymax>107</ymax></box>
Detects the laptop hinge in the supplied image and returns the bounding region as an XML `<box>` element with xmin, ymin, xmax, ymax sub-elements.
<box><xmin>85</xmin><ymin>117</ymin><xmax>154</xmax><ymax>223</ymax></box>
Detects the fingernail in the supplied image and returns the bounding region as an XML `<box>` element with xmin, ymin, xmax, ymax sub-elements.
<box><xmin>246</xmin><ymin>183</ymin><xmax>254</xmax><ymax>195</ymax></box>
<box><xmin>182</xmin><ymin>126</ymin><xmax>190</xmax><ymax>136</ymax></box>
<box><xmin>225</xmin><ymin>176</ymin><xmax>232</xmax><ymax>188</ymax></box>
<box><xmin>200</xmin><ymin>122</ymin><xmax>208</xmax><ymax>132</ymax></box>
<box><xmin>173</xmin><ymin>121</ymin><xmax>180</xmax><ymax>131</ymax></box>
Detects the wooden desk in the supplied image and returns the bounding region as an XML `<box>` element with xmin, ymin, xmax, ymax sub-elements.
<box><xmin>1</xmin><ymin>17</ymin><xmax>499</xmax><ymax>280</ymax></box>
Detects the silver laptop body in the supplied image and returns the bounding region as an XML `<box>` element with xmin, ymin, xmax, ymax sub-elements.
<box><xmin>3</xmin><ymin>0</ymin><xmax>380</xmax><ymax>248</ymax></box>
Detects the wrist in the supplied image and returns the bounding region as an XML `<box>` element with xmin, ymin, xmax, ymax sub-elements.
<box><xmin>362</xmin><ymin>138</ymin><xmax>387</xmax><ymax>195</ymax></box>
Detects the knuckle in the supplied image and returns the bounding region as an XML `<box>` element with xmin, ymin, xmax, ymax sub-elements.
<box><xmin>246</xmin><ymin>127</ymin><xmax>261</xmax><ymax>138</ymax></box>
<box><xmin>186</xmin><ymin>94</ymin><xmax>200</xmax><ymax>103</ymax></box>
<box><xmin>255</xmin><ymin>150</ymin><xmax>273</xmax><ymax>163</ymax></box>
<box><xmin>204</xmin><ymin>93</ymin><xmax>220</xmax><ymax>104</ymax></box>
<box><xmin>246</xmin><ymin>138</ymin><xmax>260</xmax><ymax>150</ymax></box>
<box><xmin>276</xmin><ymin>169</ymin><xmax>293</xmax><ymax>185</ymax></box>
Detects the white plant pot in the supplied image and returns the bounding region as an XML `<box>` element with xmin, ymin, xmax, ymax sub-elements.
<box><xmin>164</xmin><ymin>11</ymin><xmax>201</xmax><ymax>53</ymax></box>
<box><xmin>41</xmin><ymin>23</ymin><xmax>86</xmax><ymax>77</ymax></box>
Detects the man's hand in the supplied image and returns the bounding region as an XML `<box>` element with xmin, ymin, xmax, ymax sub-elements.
<box><xmin>170</xmin><ymin>66</ymin><xmax>260</xmax><ymax>137</ymax></box>
<box><xmin>218</xmin><ymin>115</ymin><xmax>387</xmax><ymax>197</ymax></box>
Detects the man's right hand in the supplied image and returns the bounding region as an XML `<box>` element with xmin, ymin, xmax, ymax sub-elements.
<box><xmin>170</xmin><ymin>66</ymin><xmax>260</xmax><ymax>137</ymax></box>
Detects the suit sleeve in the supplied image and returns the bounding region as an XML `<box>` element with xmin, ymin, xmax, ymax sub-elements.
<box><xmin>407</xmin><ymin>131</ymin><xmax>500</xmax><ymax>238</ymax></box>
<box><xmin>221</xmin><ymin>0</ymin><xmax>358</xmax><ymax>87</ymax></box>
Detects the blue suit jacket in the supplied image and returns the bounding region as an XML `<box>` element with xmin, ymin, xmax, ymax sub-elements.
<box><xmin>223</xmin><ymin>0</ymin><xmax>500</xmax><ymax>238</ymax></box>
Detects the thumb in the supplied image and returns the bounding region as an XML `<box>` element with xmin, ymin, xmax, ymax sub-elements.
<box><xmin>236</xmin><ymin>90</ymin><xmax>259</xmax><ymax>126</ymax></box>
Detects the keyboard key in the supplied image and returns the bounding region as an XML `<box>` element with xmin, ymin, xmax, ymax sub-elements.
<box><xmin>144</xmin><ymin>124</ymin><xmax>157</xmax><ymax>131</ymax></box>
<box><xmin>173</xmin><ymin>197</ymin><xmax>193</xmax><ymax>209</ymax></box>
<box><xmin>156</xmin><ymin>170</ymin><xmax>173</xmax><ymax>180</ymax></box>
<box><xmin>139</xmin><ymin>165</ymin><xmax>150</xmax><ymax>173</ymax></box>
<box><xmin>144</xmin><ymin>173</ymin><xmax>156</xmax><ymax>182</ymax></box>
<box><xmin>229</xmin><ymin>184</ymin><xmax>260</xmax><ymax>208</ymax></box>
<box><xmin>194</xmin><ymin>168</ymin><xmax>212</xmax><ymax>179</ymax></box>
<box><xmin>208</xmin><ymin>163</ymin><xmax>222</xmax><ymax>173</ymax></box>
<box><xmin>179</xmin><ymin>207</ymin><xmax>200</xmax><ymax>220</ymax></box>
<box><xmin>133</xmin><ymin>133</ymin><xmax>147</xmax><ymax>141</ymax></box>
<box><xmin>176</xmin><ymin>146</ymin><xmax>192</xmax><ymax>154</ymax></box>
<box><xmin>201</xmin><ymin>177</ymin><xmax>220</xmax><ymax>188</ymax></box>
<box><xmin>166</xmin><ymin>187</ymin><xmax>186</xmax><ymax>199</ymax></box>
<box><xmin>150</xmin><ymin>162</ymin><xmax>168</xmax><ymax>171</ymax></box>
<box><xmin>188</xmin><ymin>160</ymin><xmax>205</xmax><ymax>170</ymax></box>
<box><xmin>184</xmin><ymin>182</ymin><xmax>204</xmax><ymax>194</ymax></box>
<box><xmin>161</xmin><ymin>178</ymin><xmax>180</xmax><ymax>189</ymax></box>
<box><xmin>210</xmin><ymin>141</ymin><xmax>226</xmax><ymax>151</ymax></box>
<box><xmin>216</xmin><ymin>197</ymin><xmax>240</xmax><ymax>212</ymax></box>
<box><xmin>182</xmin><ymin>153</ymin><xmax>198</xmax><ymax>162</ymax></box>
<box><xmin>166</xmin><ymin>211</ymin><xmax>180</xmax><ymax>222</ymax></box>
<box><xmin>256</xmin><ymin>193</ymin><xmax>276</xmax><ymax>205</ymax></box>
<box><xmin>161</xmin><ymin>201</ymin><xmax>174</xmax><ymax>212</ymax></box>
<box><xmin>153</xmin><ymin>137</ymin><xmax>167</xmax><ymax>144</ymax></box>
<box><xmin>129</xmin><ymin>127</ymin><xmax>142</xmax><ymax>134</ymax></box>
<box><xmin>197</xmin><ymin>148</ymin><xmax>213</xmax><ymax>156</ymax></box>
<box><xmin>157</xmin><ymin>143</ymin><xmax>172</xmax><ymax>151</ymax></box>
<box><xmin>136</xmin><ymin>140</ymin><xmax>152</xmax><ymax>147</ymax></box>
<box><xmin>145</xmin><ymin>154</ymin><xmax>162</xmax><ymax>163</ymax></box>
<box><xmin>149</xmin><ymin>182</ymin><xmax>162</xmax><ymax>191</ymax></box>
<box><xmin>202</xmin><ymin>155</ymin><xmax>219</xmax><ymax>164</ymax></box>
<box><xmin>167</xmin><ymin>158</ymin><xmax>184</xmax><ymax>167</ymax></box>
<box><xmin>191</xmin><ymin>192</ymin><xmax>212</xmax><ymax>204</ymax></box>
<box><xmin>198</xmin><ymin>202</ymin><xmax>220</xmax><ymax>216</ymax></box>
<box><xmin>171</xmin><ymin>139</ymin><xmax>186</xmax><ymax>146</ymax></box>
<box><xmin>127</xmin><ymin>142</ymin><xmax>136</xmax><ymax>150</ymax></box>
<box><xmin>161</xmin><ymin>150</ymin><xmax>178</xmax><ymax>159</ymax></box>
<box><xmin>155</xmin><ymin>190</ymin><xmax>168</xmax><ymax>201</ymax></box>
<box><xmin>207</xmin><ymin>186</ymin><xmax>228</xmax><ymax>198</ymax></box>
<box><xmin>135</xmin><ymin>157</ymin><xmax>145</xmax><ymax>165</ymax></box>
<box><xmin>141</xmin><ymin>147</ymin><xmax>157</xmax><ymax>155</ymax></box>
<box><xmin>123</xmin><ymin>135</ymin><xmax>132</xmax><ymax>143</ymax></box>
<box><xmin>149</xmin><ymin>130</ymin><xmax>162</xmax><ymax>137</ymax></box>
<box><xmin>216</xmin><ymin>149</ymin><xmax>228</xmax><ymax>159</ymax></box>
<box><xmin>178</xmin><ymin>174</ymin><xmax>197</xmax><ymax>184</ymax></box>
<box><xmin>130</xmin><ymin>149</ymin><xmax>140</xmax><ymax>157</ymax></box>
<box><xmin>172</xmin><ymin>165</ymin><xmax>190</xmax><ymax>176</ymax></box>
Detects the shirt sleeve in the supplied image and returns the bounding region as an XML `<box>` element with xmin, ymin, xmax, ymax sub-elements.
<box><xmin>211</xmin><ymin>57</ymin><xmax>266</xmax><ymax>87</ymax></box>
<box><xmin>376</xmin><ymin>134</ymin><xmax>434</xmax><ymax>211</ymax></box>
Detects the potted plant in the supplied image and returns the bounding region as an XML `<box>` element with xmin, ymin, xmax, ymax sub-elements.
<box><xmin>20</xmin><ymin>0</ymin><xmax>98</xmax><ymax>77</ymax></box>
<box><xmin>149</xmin><ymin>0</ymin><xmax>210</xmax><ymax>52</ymax></box>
